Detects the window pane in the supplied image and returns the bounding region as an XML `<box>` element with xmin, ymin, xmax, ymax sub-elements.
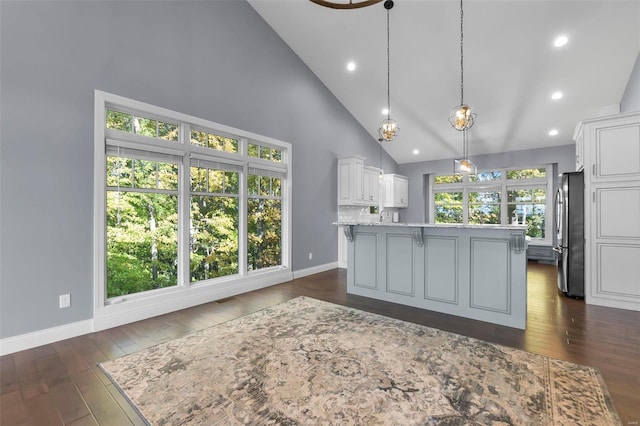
<box><xmin>134</xmin><ymin>116</ymin><xmax>157</xmax><ymax>137</ymax></box>
<box><xmin>106</xmin><ymin>156</ymin><xmax>132</xmax><ymax>188</ymax></box>
<box><xmin>106</xmin><ymin>191</ymin><xmax>178</xmax><ymax>298</ymax></box>
<box><xmin>469</xmin><ymin>191</ymin><xmax>501</xmax><ymax>204</ymax></box>
<box><xmin>260</xmin><ymin>147</ymin><xmax>271</xmax><ymax>160</ymax></box>
<box><xmin>208</xmin><ymin>169</ymin><xmax>224</xmax><ymax>193</ymax></box>
<box><xmin>435</xmin><ymin>205</ymin><xmax>463</xmax><ymax>223</ymax></box>
<box><xmin>225</xmin><ymin>171</ymin><xmax>239</xmax><ymax>194</ymax></box>
<box><xmin>248</xmin><ymin>174</ymin><xmax>259</xmax><ymax>196</ymax></box>
<box><xmin>508</xmin><ymin>203</ymin><xmax>546</xmax><ymax>238</ymax></box>
<box><xmin>223</xmin><ymin>137</ymin><xmax>238</xmax><ymax>153</ymax></box>
<box><xmin>248</xmin><ymin>198</ymin><xmax>282</xmax><ymax>271</ymax></box>
<box><xmin>434</xmin><ymin>191</ymin><xmax>463</xmax><ymax>203</ymax></box>
<box><xmin>469</xmin><ymin>171</ymin><xmax>501</xmax><ymax>182</ymax></box>
<box><xmin>190</xmin><ymin>167</ymin><xmax>207</xmax><ymax>192</ymax></box>
<box><xmin>190</xmin><ymin>196</ymin><xmax>239</xmax><ymax>281</ymax></box>
<box><xmin>507</xmin><ymin>168</ymin><xmax>546</xmax><ymax>179</ymax></box>
<box><xmin>158</xmin><ymin>163</ymin><xmax>178</xmax><ymax>190</ymax></box>
<box><xmin>272</xmin><ymin>149</ymin><xmax>282</xmax><ymax>162</ymax></box>
<box><xmin>508</xmin><ymin>189</ymin><xmax>533</xmax><ymax>203</ymax></box>
<box><xmin>106</xmin><ymin>110</ymin><xmax>132</xmax><ymax>132</ymax></box>
<box><xmin>259</xmin><ymin>176</ymin><xmax>270</xmax><ymax>196</ymax></box>
<box><xmin>133</xmin><ymin>159</ymin><xmax>158</xmax><ymax>189</ymax></box>
<box><xmin>158</xmin><ymin>121</ymin><xmax>178</xmax><ymax>141</ymax></box>
<box><xmin>469</xmin><ymin>205</ymin><xmax>501</xmax><ymax>224</ymax></box>
<box><xmin>434</xmin><ymin>175</ymin><xmax>462</xmax><ymax>184</ymax></box>
<box><xmin>191</xmin><ymin>130</ymin><xmax>207</xmax><ymax>147</ymax></box>
<box><xmin>248</xmin><ymin>143</ymin><xmax>259</xmax><ymax>158</ymax></box>
<box><xmin>272</xmin><ymin>178</ymin><xmax>281</xmax><ymax>197</ymax></box>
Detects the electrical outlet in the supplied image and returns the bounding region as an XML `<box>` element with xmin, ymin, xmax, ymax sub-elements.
<box><xmin>59</xmin><ymin>294</ymin><xmax>71</xmax><ymax>309</ymax></box>
<box><xmin>308</xmin><ymin>252</ymin><xmax>313</xmax><ymax>260</ymax></box>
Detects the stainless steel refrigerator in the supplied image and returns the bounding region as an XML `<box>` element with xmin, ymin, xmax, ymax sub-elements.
<box><xmin>554</xmin><ymin>171</ymin><xmax>584</xmax><ymax>298</ymax></box>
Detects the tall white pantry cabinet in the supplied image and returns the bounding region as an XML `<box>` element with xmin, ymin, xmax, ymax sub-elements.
<box><xmin>574</xmin><ymin>112</ymin><xmax>640</xmax><ymax>311</ymax></box>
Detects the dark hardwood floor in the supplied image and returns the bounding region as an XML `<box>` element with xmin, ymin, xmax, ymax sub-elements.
<box><xmin>1</xmin><ymin>262</ymin><xmax>639</xmax><ymax>425</ymax></box>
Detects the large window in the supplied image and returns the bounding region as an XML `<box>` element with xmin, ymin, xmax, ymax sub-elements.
<box><xmin>94</xmin><ymin>91</ymin><xmax>291</xmax><ymax>322</ymax></box>
<box><xmin>431</xmin><ymin>167</ymin><xmax>552</xmax><ymax>243</ymax></box>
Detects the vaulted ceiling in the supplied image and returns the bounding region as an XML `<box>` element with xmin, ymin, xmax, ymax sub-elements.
<box><xmin>249</xmin><ymin>0</ymin><xmax>640</xmax><ymax>164</ymax></box>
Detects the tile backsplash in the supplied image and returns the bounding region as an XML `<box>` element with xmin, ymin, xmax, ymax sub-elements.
<box><xmin>338</xmin><ymin>206</ymin><xmax>398</xmax><ymax>223</ymax></box>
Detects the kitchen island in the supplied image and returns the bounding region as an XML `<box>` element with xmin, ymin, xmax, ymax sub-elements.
<box><xmin>337</xmin><ymin>223</ymin><xmax>528</xmax><ymax>329</ymax></box>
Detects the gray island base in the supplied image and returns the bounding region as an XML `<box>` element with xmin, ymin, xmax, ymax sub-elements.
<box><xmin>338</xmin><ymin>223</ymin><xmax>528</xmax><ymax>330</ymax></box>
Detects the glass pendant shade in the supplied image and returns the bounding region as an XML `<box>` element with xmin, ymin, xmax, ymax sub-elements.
<box><xmin>454</xmin><ymin>158</ymin><xmax>477</xmax><ymax>174</ymax></box>
<box><xmin>379</xmin><ymin>118</ymin><xmax>399</xmax><ymax>141</ymax></box>
<box><xmin>449</xmin><ymin>104</ymin><xmax>475</xmax><ymax>131</ymax></box>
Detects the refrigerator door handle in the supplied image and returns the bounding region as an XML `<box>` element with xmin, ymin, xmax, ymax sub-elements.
<box><xmin>552</xmin><ymin>246</ymin><xmax>562</xmax><ymax>253</ymax></box>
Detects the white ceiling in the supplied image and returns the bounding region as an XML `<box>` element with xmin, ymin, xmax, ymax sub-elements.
<box><xmin>249</xmin><ymin>0</ymin><xmax>640</xmax><ymax>165</ymax></box>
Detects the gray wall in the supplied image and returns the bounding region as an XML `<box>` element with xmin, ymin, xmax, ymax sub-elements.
<box><xmin>0</xmin><ymin>1</ymin><xmax>395</xmax><ymax>339</ymax></box>
<box><xmin>621</xmin><ymin>52</ymin><xmax>640</xmax><ymax>113</ymax></box>
<box><xmin>397</xmin><ymin>144</ymin><xmax>576</xmax><ymax>223</ymax></box>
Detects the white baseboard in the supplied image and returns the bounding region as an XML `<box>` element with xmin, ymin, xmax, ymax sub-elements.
<box><xmin>292</xmin><ymin>262</ymin><xmax>338</xmax><ymax>279</ymax></box>
<box><xmin>0</xmin><ymin>264</ymin><xmax>340</xmax><ymax>356</ymax></box>
<box><xmin>0</xmin><ymin>320</ymin><xmax>93</xmax><ymax>356</ymax></box>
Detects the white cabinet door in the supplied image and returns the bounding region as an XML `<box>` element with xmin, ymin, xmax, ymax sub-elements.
<box><xmin>579</xmin><ymin>112</ymin><xmax>640</xmax><ymax>311</ymax></box>
<box><xmin>337</xmin><ymin>156</ymin><xmax>365</xmax><ymax>205</ymax></box>
<box><xmin>382</xmin><ymin>174</ymin><xmax>409</xmax><ymax>208</ymax></box>
<box><xmin>592</xmin><ymin>122</ymin><xmax>640</xmax><ymax>182</ymax></box>
<box><xmin>363</xmin><ymin>167</ymin><xmax>381</xmax><ymax>204</ymax></box>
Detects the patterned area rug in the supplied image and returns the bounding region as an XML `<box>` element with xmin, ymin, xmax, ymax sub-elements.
<box><xmin>100</xmin><ymin>297</ymin><xmax>621</xmax><ymax>425</ymax></box>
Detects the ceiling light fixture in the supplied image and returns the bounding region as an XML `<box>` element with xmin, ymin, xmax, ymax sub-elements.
<box><xmin>413</xmin><ymin>149</ymin><xmax>419</xmax><ymax>155</ymax></box>
<box><xmin>554</xmin><ymin>35</ymin><xmax>568</xmax><ymax>47</ymax></box>
<box><xmin>452</xmin><ymin>0</ymin><xmax>476</xmax><ymax>174</ymax></box>
<box><xmin>378</xmin><ymin>0</ymin><xmax>399</xmax><ymax>142</ymax></box>
<box><xmin>382</xmin><ymin>108</ymin><xmax>389</xmax><ymax>115</ymax></box>
<box><xmin>551</xmin><ymin>91</ymin><xmax>563</xmax><ymax>100</ymax></box>
<box><xmin>548</xmin><ymin>129</ymin><xmax>559</xmax><ymax>136</ymax></box>
<box><xmin>310</xmin><ymin>0</ymin><xmax>383</xmax><ymax>9</ymax></box>
<box><xmin>449</xmin><ymin>0</ymin><xmax>475</xmax><ymax>132</ymax></box>
<box><xmin>347</xmin><ymin>61</ymin><xmax>356</xmax><ymax>72</ymax></box>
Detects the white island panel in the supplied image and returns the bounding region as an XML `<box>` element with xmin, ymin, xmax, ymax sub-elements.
<box><xmin>424</xmin><ymin>236</ymin><xmax>458</xmax><ymax>304</ymax></box>
<box><xmin>343</xmin><ymin>223</ymin><xmax>528</xmax><ymax>329</ymax></box>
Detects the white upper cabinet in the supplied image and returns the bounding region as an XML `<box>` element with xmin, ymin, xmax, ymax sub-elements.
<box><xmin>382</xmin><ymin>174</ymin><xmax>409</xmax><ymax>208</ymax></box>
<box><xmin>363</xmin><ymin>166</ymin><xmax>381</xmax><ymax>204</ymax></box>
<box><xmin>338</xmin><ymin>156</ymin><xmax>380</xmax><ymax>206</ymax></box>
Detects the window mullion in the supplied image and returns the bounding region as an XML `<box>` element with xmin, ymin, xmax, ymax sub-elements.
<box><xmin>179</xmin><ymin>123</ymin><xmax>191</xmax><ymax>288</ymax></box>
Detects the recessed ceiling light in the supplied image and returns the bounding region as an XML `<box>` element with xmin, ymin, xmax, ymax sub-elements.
<box><xmin>554</xmin><ymin>35</ymin><xmax>568</xmax><ymax>47</ymax></box>
<box><xmin>382</xmin><ymin>108</ymin><xmax>389</xmax><ymax>115</ymax></box>
<box><xmin>551</xmin><ymin>91</ymin><xmax>563</xmax><ymax>100</ymax></box>
<box><xmin>549</xmin><ymin>129</ymin><xmax>559</xmax><ymax>136</ymax></box>
<box><xmin>412</xmin><ymin>149</ymin><xmax>419</xmax><ymax>155</ymax></box>
<box><xmin>346</xmin><ymin>61</ymin><xmax>356</xmax><ymax>72</ymax></box>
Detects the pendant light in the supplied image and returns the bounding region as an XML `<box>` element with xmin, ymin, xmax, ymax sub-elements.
<box><xmin>378</xmin><ymin>0</ymin><xmax>399</xmax><ymax>142</ymax></box>
<box><xmin>451</xmin><ymin>0</ymin><xmax>476</xmax><ymax>174</ymax></box>
<box><xmin>454</xmin><ymin>130</ymin><xmax>477</xmax><ymax>174</ymax></box>
<box><xmin>449</xmin><ymin>0</ymin><xmax>475</xmax><ymax>131</ymax></box>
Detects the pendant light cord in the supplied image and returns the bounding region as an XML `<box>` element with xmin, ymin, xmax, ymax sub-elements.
<box><xmin>386</xmin><ymin>7</ymin><xmax>391</xmax><ymax>120</ymax></box>
<box><xmin>459</xmin><ymin>0</ymin><xmax>464</xmax><ymax>106</ymax></box>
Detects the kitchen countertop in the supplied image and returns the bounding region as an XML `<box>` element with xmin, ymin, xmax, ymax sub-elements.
<box><xmin>333</xmin><ymin>222</ymin><xmax>528</xmax><ymax>231</ymax></box>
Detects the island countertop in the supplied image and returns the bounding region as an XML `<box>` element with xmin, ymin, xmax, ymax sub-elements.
<box><xmin>333</xmin><ymin>221</ymin><xmax>527</xmax><ymax>231</ymax></box>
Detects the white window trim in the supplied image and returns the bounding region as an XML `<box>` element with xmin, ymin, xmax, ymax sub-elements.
<box><xmin>429</xmin><ymin>166</ymin><xmax>553</xmax><ymax>244</ymax></box>
<box><xmin>93</xmin><ymin>90</ymin><xmax>292</xmax><ymax>331</ymax></box>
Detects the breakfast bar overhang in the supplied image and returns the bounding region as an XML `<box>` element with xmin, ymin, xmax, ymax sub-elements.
<box><xmin>337</xmin><ymin>223</ymin><xmax>528</xmax><ymax>330</ymax></box>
